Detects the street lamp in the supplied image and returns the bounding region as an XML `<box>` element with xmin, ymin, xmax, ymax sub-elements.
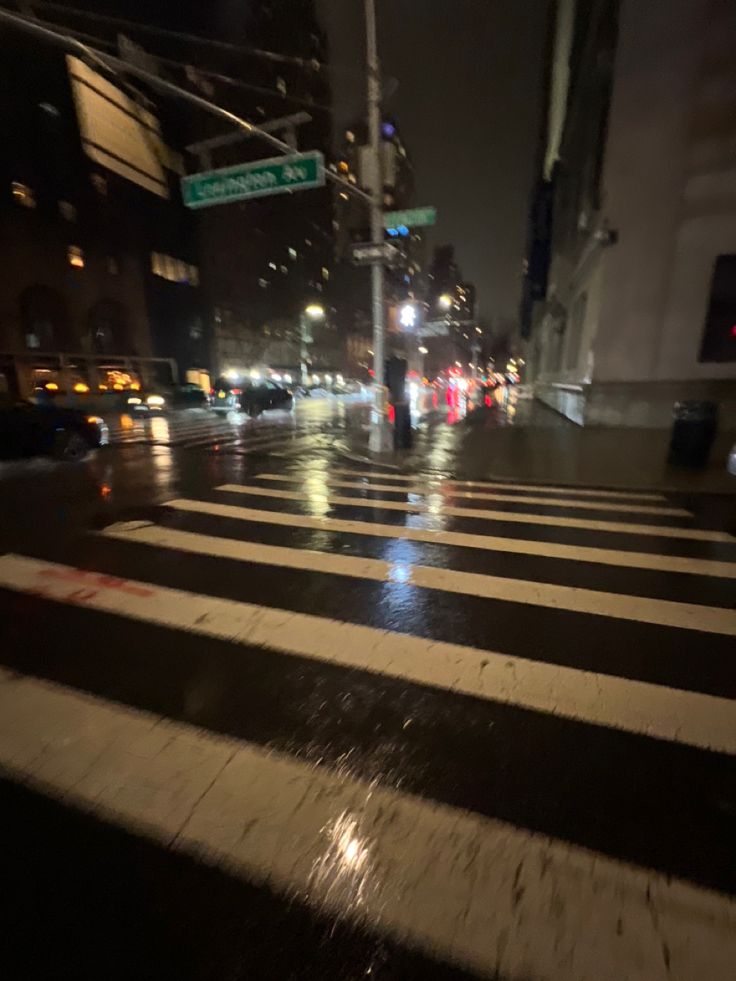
<box><xmin>301</xmin><ymin>303</ymin><xmax>325</xmax><ymax>384</ymax></box>
<box><xmin>439</xmin><ymin>293</ymin><xmax>453</xmax><ymax>311</ymax></box>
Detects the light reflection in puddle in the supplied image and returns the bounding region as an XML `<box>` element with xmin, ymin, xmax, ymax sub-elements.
<box><xmin>309</xmin><ymin>808</ymin><xmax>378</xmax><ymax>914</ymax></box>
<box><xmin>149</xmin><ymin>415</ymin><xmax>170</xmax><ymax>442</ymax></box>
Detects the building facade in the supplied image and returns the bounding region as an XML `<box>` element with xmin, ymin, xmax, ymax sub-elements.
<box><xmin>181</xmin><ymin>0</ymin><xmax>335</xmax><ymax>381</ymax></box>
<box><xmin>0</xmin><ymin>31</ymin><xmax>204</xmax><ymax>398</ymax></box>
<box><xmin>523</xmin><ymin>0</ymin><xmax>736</xmax><ymax>426</ymax></box>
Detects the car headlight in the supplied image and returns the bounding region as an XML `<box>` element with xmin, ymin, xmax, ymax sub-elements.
<box><xmin>127</xmin><ymin>396</ymin><xmax>143</xmax><ymax>405</ymax></box>
<box><xmin>147</xmin><ymin>395</ymin><xmax>165</xmax><ymax>407</ymax></box>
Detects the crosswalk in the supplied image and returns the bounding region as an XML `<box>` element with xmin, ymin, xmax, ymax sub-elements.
<box><xmin>103</xmin><ymin>409</ymin><xmax>336</xmax><ymax>452</ymax></box>
<box><xmin>0</xmin><ymin>464</ymin><xmax>735</xmax><ymax>979</ymax></box>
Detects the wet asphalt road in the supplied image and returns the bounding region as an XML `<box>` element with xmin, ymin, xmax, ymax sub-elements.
<box><xmin>0</xmin><ymin>395</ymin><xmax>735</xmax><ymax>981</ymax></box>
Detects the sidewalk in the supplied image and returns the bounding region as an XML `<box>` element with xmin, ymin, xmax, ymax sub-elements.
<box><xmin>396</xmin><ymin>394</ymin><xmax>736</xmax><ymax>494</ymax></box>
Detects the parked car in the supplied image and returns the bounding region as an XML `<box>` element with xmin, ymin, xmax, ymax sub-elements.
<box><xmin>170</xmin><ymin>383</ymin><xmax>211</xmax><ymax>409</ymax></box>
<box><xmin>0</xmin><ymin>397</ymin><xmax>108</xmax><ymax>461</ymax></box>
<box><xmin>98</xmin><ymin>383</ymin><xmax>209</xmax><ymax>415</ymax></box>
<box><xmin>212</xmin><ymin>378</ymin><xmax>293</xmax><ymax>416</ymax></box>
<box><xmin>117</xmin><ymin>390</ymin><xmax>168</xmax><ymax>413</ymax></box>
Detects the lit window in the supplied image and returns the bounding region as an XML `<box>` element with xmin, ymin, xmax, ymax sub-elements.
<box><xmin>276</xmin><ymin>76</ymin><xmax>287</xmax><ymax>95</ymax></box>
<box><xmin>346</xmin><ymin>130</ymin><xmax>355</xmax><ymax>143</ymax></box>
<box><xmin>59</xmin><ymin>200</ymin><xmax>77</xmax><ymax>222</ymax></box>
<box><xmin>288</xmin><ymin>247</ymin><xmax>297</xmax><ymax>260</ymax></box>
<box><xmin>162</xmin><ymin>254</ymin><xmax>177</xmax><ymax>281</ymax></box>
<box><xmin>280</xmin><ymin>264</ymin><xmax>288</xmax><ymax>274</ymax></box>
<box><xmin>268</xmin><ymin>261</ymin><xmax>277</xmax><ymax>271</ymax></box>
<box><xmin>338</xmin><ymin>161</ymin><xmax>349</xmax><ymax>173</ymax></box>
<box><xmin>151</xmin><ymin>252</ymin><xmax>164</xmax><ymax>277</ymax></box>
<box><xmin>188</xmin><ymin>265</ymin><xmax>199</xmax><ymax>287</ymax></box>
<box><xmin>321</xmin><ymin>267</ymin><xmax>330</xmax><ymax>281</ymax></box>
<box><xmin>68</xmin><ymin>245</ymin><xmax>84</xmax><ymax>268</ymax></box>
<box><xmin>348</xmin><ymin>173</ymin><xmax>356</xmax><ymax>184</ymax></box>
<box><xmin>339</xmin><ymin>192</ymin><xmax>349</xmax><ymax>201</ymax></box>
<box><xmin>304</xmin><ymin>238</ymin><xmax>312</xmax><ymax>247</ymax></box>
<box><xmin>258</xmin><ymin>278</ymin><xmax>269</xmax><ymax>289</ymax></box>
<box><xmin>11</xmin><ymin>182</ymin><xmax>35</xmax><ymax>208</ymax></box>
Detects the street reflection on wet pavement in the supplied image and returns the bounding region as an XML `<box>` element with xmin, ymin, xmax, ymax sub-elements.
<box><xmin>0</xmin><ymin>392</ymin><xmax>735</xmax><ymax>980</ymax></box>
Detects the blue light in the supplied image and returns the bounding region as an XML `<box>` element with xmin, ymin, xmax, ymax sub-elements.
<box><xmin>381</xmin><ymin>122</ymin><xmax>396</xmax><ymax>138</ymax></box>
<box><xmin>387</xmin><ymin>227</ymin><xmax>399</xmax><ymax>237</ymax></box>
<box><xmin>397</xmin><ymin>224</ymin><xmax>409</xmax><ymax>236</ymax></box>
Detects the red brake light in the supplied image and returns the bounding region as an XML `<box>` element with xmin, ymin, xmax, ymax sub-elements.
<box><xmin>231</xmin><ymin>388</ymin><xmax>242</xmax><ymax>395</ymax></box>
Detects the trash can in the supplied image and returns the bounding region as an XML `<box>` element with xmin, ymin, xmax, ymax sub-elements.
<box><xmin>667</xmin><ymin>400</ymin><xmax>718</xmax><ymax>468</ymax></box>
<box><xmin>393</xmin><ymin>401</ymin><xmax>413</xmax><ymax>450</ymax></box>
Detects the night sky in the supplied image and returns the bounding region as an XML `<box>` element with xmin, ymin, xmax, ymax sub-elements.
<box><xmin>318</xmin><ymin>0</ymin><xmax>549</xmax><ymax>326</ymax></box>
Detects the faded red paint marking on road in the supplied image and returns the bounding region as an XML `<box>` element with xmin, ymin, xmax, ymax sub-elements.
<box><xmin>36</xmin><ymin>567</ymin><xmax>155</xmax><ymax>598</ymax></box>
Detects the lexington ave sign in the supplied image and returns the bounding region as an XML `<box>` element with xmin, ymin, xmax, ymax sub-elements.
<box><xmin>181</xmin><ymin>150</ymin><xmax>325</xmax><ymax>209</ymax></box>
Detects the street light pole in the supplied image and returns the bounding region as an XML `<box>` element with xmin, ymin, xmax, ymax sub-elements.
<box><xmin>299</xmin><ymin>311</ymin><xmax>310</xmax><ymax>385</ymax></box>
<box><xmin>300</xmin><ymin>304</ymin><xmax>325</xmax><ymax>386</ymax></box>
<box><xmin>365</xmin><ymin>0</ymin><xmax>391</xmax><ymax>452</ymax></box>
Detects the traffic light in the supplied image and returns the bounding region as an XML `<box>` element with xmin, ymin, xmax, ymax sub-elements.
<box><xmin>385</xmin><ymin>356</ymin><xmax>407</xmax><ymax>403</ymax></box>
<box><xmin>699</xmin><ymin>255</ymin><xmax>736</xmax><ymax>363</ymax></box>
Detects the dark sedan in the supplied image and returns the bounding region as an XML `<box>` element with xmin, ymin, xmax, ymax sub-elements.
<box><xmin>212</xmin><ymin>378</ymin><xmax>293</xmax><ymax>417</ymax></box>
<box><xmin>0</xmin><ymin>398</ymin><xmax>108</xmax><ymax>461</ymax></box>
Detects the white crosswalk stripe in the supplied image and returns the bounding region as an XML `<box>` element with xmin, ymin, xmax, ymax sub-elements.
<box><xmin>1</xmin><ymin>466</ymin><xmax>734</xmax><ymax>979</ymax></box>
<box><xmin>216</xmin><ymin>482</ymin><xmax>733</xmax><ymax>541</ymax></box>
<box><xmin>326</xmin><ymin>467</ymin><xmax>669</xmax><ymax>501</ymax></box>
<box><xmin>1</xmin><ymin>664</ymin><xmax>734</xmax><ymax>981</ymax></box>
<box><xmin>1</xmin><ymin>552</ymin><xmax>734</xmax><ymax>752</ymax></box>
<box><xmin>99</xmin><ymin>521</ymin><xmax>736</xmax><ymax>635</ymax></box>
<box><xmin>253</xmin><ymin>472</ymin><xmax>691</xmax><ymax>516</ymax></box>
<box><xmin>164</xmin><ymin>498</ymin><xmax>736</xmax><ymax>577</ymax></box>
<box><xmin>103</xmin><ymin>414</ymin><xmax>320</xmax><ymax>451</ymax></box>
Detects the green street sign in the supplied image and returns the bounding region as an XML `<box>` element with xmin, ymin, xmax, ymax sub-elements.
<box><xmin>383</xmin><ymin>206</ymin><xmax>437</xmax><ymax>229</ymax></box>
<box><xmin>181</xmin><ymin>150</ymin><xmax>325</xmax><ymax>209</ymax></box>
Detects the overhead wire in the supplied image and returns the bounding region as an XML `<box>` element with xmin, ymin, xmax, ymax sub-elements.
<box><xmin>30</xmin><ymin>0</ymin><xmax>328</xmax><ymax>72</ymax></box>
<box><xmin>29</xmin><ymin>1</ymin><xmax>379</xmax><ymax>87</ymax></box>
<box><xmin>30</xmin><ymin>15</ymin><xmax>334</xmax><ymax>113</ymax></box>
<box><xmin>0</xmin><ymin>6</ymin><xmax>371</xmax><ymax>203</ymax></box>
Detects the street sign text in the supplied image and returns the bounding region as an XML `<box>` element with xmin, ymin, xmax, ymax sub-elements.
<box><xmin>351</xmin><ymin>241</ymin><xmax>401</xmax><ymax>266</ymax></box>
<box><xmin>383</xmin><ymin>206</ymin><xmax>437</xmax><ymax>229</ymax></box>
<box><xmin>181</xmin><ymin>151</ymin><xmax>325</xmax><ymax>209</ymax></box>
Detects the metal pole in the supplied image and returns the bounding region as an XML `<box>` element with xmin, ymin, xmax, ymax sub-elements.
<box><xmin>365</xmin><ymin>0</ymin><xmax>391</xmax><ymax>452</ymax></box>
<box><xmin>299</xmin><ymin>312</ymin><xmax>309</xmax><ymax>385</ymax></box>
